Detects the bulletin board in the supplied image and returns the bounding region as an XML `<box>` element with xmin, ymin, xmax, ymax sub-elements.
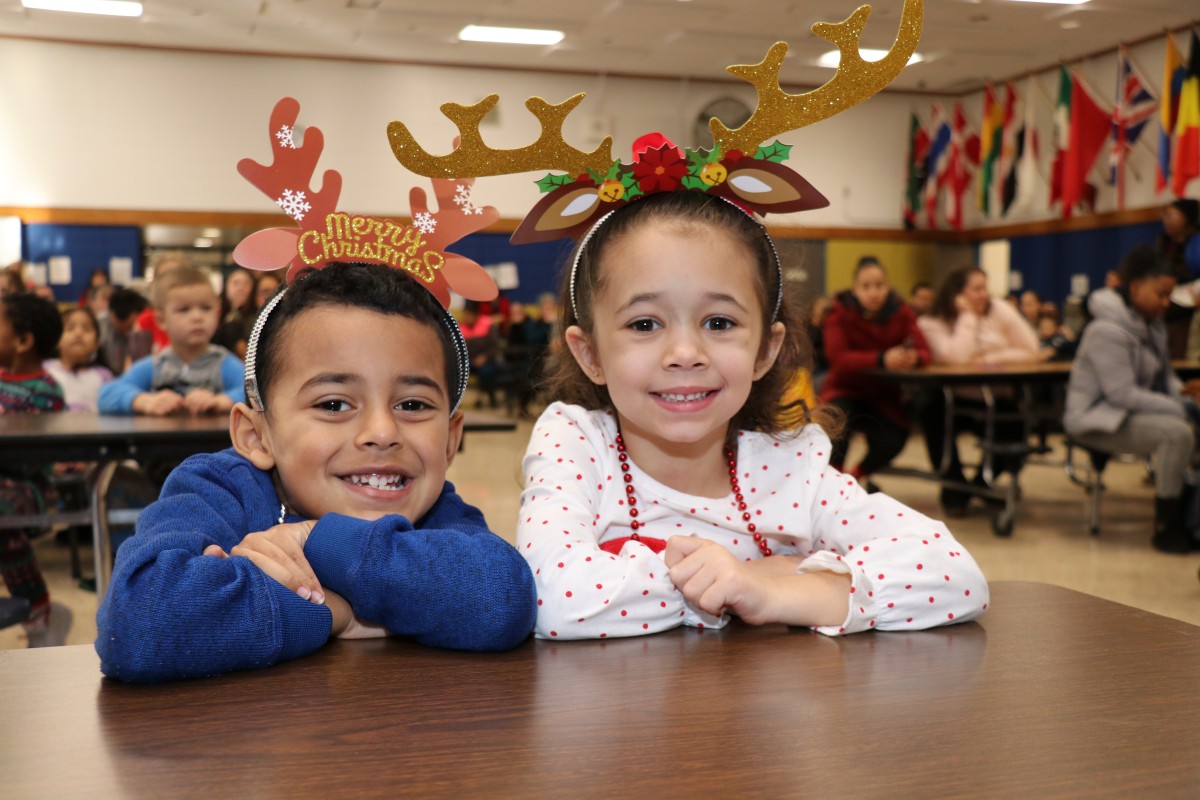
<box><xmin>22</xmin><ymin>223</ymin><xmax>143</xmax><ymax>303</ymax></box>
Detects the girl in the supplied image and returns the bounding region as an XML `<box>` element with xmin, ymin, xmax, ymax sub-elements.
<box><xmin>46</xmin><ymin>307</ymin><xmax>113</xmax><ymax>412</ymax></box>
<box><xmin>1066</xmin><ymin>245</ymin><xmax>1200</xmax><ymax>553</ymax></box>
<box><xmin>213</xmin><ymin>267</ymin><xmax>257</xmax><ymax>360</ymax></box>
<box><xmin>916</xmin><ymin>265</ymin><xmax>1040</xmax><ymax>514</ymax></box>
<box><xmin>820</xmin><ymin>256</ymin><xmax>931</xmax><ymax>489</ymax></box>
<box><xmin>517</xmin><ymin>192</ymin><xmax>987</xmax><ymax>640</ymax></box>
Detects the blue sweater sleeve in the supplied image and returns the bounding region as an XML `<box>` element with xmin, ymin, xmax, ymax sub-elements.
<box><xmin>219</xmin><ymin>353</ymin><xmax>246</xmax><ymax>404</ymax></box>
<box><xmin>304</xmin><ymin>483</ymin><xmax>537</xmax><ymax>652</ymax></box>
<box><xmin>98</xmin><ymin>355</ymin><xmax>155</xmax><ymax>414</ymax></box>
<box><xmin>95</xmin><ymin>451</ymin><xmax>332</xmax><ymax>683</ymax></box>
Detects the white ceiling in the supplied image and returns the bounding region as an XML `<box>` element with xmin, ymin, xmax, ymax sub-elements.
<box><xmin>0</xmin><ymin>0</ymin><xmax>1196</xmax><ymax>94</ymax></box>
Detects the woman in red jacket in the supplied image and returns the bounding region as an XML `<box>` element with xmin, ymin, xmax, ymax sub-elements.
<box><xmin>820</xmin><ymin>256</ymin><xmax>931</xmax><ymax>488</ymax></box>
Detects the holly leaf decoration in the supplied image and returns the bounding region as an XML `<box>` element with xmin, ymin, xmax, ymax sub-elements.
<box><xmin>681</xmin><ymin>175</ymin><xmax>709</xmax><ymax>191</ymax></box>
<box><xmin>536</xmin><ymin>173</ymin><xmax>575</xmax><ymax>193</ymax></box>
<box><xmin>619</xmin><ymin>172</ymin><xmax>639</xmax><ymax>192</ymax></box>
<box><xmin>755</xmin><ymin>141</ymin><xmax>793</xmax><ymax>163</ymax></box>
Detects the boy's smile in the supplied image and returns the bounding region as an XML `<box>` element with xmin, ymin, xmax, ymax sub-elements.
<box><xmin>232</xmin><ymin>304</ymin><xmax>462</xmax><ymax>523</ymax></box>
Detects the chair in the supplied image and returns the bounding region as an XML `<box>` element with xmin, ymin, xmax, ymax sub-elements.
<box><xmin>1063</xmin><ymin>438</ymin><xmax>1110</xmax><ymax>536</ymax></box>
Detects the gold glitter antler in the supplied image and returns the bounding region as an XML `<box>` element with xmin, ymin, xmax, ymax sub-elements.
<box><xmin>388</xmin><ymin>94</ymin><xmax>614</xmax><ymax>179</ymax></box>
<box><xmin>712</xmin><ymin>0</ymin><xmax>923</xmax><ymax>155</ymax></box>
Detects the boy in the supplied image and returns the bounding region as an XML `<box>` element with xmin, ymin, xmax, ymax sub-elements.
<box><xmin>98</xmin><ymin>286</ymin><xmax>147</xmax><ymax>376</ymax></box>
<box><xmin>0</xmin><ymin>292</ymin><xmax>73</xmax><ymax>646</ymax></box>
<box><xmin>98</xmin><ymin>265</ymin><xmax>244</xmax><ymax>415</ymax></box>
<box><xmin>96</xmin><ymin>263</ymin><xmax>537</xmax><ymax>682</ymax></box>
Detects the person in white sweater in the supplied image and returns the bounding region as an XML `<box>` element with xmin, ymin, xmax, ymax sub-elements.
<box><xmin>916</xmin><ymin>265</ymin><xmax>1040</xmax><ymax>515</ymax></box>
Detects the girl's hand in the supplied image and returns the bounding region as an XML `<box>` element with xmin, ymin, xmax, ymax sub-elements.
<box><xmin>203</xmin><ymin>520</ymin><xmax>323</xmax><ymax>604</ymax></box>
<box><xmin>954</xmin><ymin>293</ymin><xmax>971</xmax><ymax>315</ymax></box>
<box><xmin>665</xmin><ymin>536</ymin><xmax>852</xmax><ymax>628</ymax></box>
<box><xmin>664</xmin><ymin>535</ymin><xmax>776</xmax><ymax>624</ymax></box>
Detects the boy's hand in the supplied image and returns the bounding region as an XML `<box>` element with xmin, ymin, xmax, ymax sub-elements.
<box><xmin>322</xmin><ymin>589</ymin><xmax>354</xmax><ymax>638</ymax></box>
<box><xmin>183</xmin><ymin>388</ymin><xmax>234</xmax><ymax>416</ymax></box>
<box><xmin>203</xmin><ymin>520</ymin><xmax>324</xmax><ymax>604</ymax></box>
<box><xmin>664</xmin><ymin>535</ymin><xmax>776</xmax><ymax>624</ymax></box>
<box><xmin>132</xmin><ymin>390</ymin><xmax>185</xmax><ymax>416</ymax></box>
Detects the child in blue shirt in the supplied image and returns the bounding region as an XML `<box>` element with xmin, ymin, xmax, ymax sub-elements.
<box><xmin>98</xmin><ymin>265</ymin><xmax>244</xmax><ymax>416</ymax></box>
<box><xmin>96</xmin><ymin>262</ymin><xmax>537</xmax><ymax>682</ymax></box>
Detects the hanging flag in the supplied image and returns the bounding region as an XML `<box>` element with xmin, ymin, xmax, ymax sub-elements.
<box><xmin>978</xmin><ymin>84</ymin><xmax>1005</xmax><ymax>215</ymax></box>
<box><xmin>1060</xmin><ymin>73</ymin><xmax>1112</xmax><ymax>219</ymax></box>
<box><xmin>942</xmin><ymin>102</ymin><xmax>979</xmax><ymax>231</ymax></box>
<box><xmin>1050</xmin><ymin>66</ymin><xmax>1072</xmax><ymax>207</ymax></box>
<box><xmin>1157</xmin><ymin>33</ymin><xmax>1185</xmax><ymax>193</ymax></box>
<box><xmin>1172</xmin><ymin>31</ymin><xmax>1200</xmax><ymax>196</ymax></box>
<box><xmin>923</xmin><ymin>104</ymin><xmax>951</xmax><ymax>229</ymax></box>
<box><xmin>993</xmin><ymin>82</ymin><xmax>1019</xmax><ymax>214</ymax></box>
<box><xmin>1109</xmin><ymin>45</ymin><xmax>1158</xmax><ymax>209</ymax></box>
<box><xmin>903</xmin><ymin>112</ymin><xmax>930</xmax><ymax>229</ymax></box>
<box><xmin>1005</xmin><ymin>76</ymin><xmax>1041</xmax><ymax>215</ymax></box>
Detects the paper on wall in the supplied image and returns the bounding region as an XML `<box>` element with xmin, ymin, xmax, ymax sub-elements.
<box><xmin>48</xmin><ymin>255</ymin><xmax>72</xmax><ymax>285</ymax></box>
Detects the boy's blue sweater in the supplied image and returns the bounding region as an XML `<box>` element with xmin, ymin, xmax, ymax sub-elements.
<box><xmin>96</xmin><ymin>449</ymin><xmax>537</xmax><ymax>683</ymax></box>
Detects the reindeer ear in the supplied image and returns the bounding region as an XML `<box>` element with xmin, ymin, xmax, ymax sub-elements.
<box><xmin>233</xmin><ymin>228</ymin><xmax>302</xmax><ymax>271</ymax></box>
<box><xmin>712</xmin><ymin>160</ymin><xmax>829</xmax><ymax>214</ymax></box>
<box><xmin>443</xmin><ymin>255</ymin><xmax>499</xmax><ymax>302</ymax></box>
<box><xmin>511</xmin><ymin>185</ymin><xmax>613</xmax><ymax>244</ymax></box>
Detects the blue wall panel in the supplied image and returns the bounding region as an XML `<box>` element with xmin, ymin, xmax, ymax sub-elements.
<box><xmin>1008</xmin><ymin>220</ymin><xmax>1160</xmax><ymax>304</ymax></box>
<box><xmin>23</xmin><ymin>223</ymin><xmax>143</xmax><ymax>303</ymax></box>
<box><xmin>449</xmin><ymin>234</ymin><xmax>575</xmax><ymax>305</ymax></box>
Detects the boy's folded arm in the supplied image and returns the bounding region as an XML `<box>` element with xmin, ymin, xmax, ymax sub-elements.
<box><xmin>303</xmin><ymin>487</ymin><xmax>537</xmax><ymax>652</ymax></box>
<box><xmin>96</xmin><ymin>454</ymin><xmax>333</xmax><ymax>682</ymax></box>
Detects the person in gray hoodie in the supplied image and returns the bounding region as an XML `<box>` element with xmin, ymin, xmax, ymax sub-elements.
<box><xmin>1064</xmin><ymin>245</ymin><xmax>1200</xmax><ymax>553</ymax></box>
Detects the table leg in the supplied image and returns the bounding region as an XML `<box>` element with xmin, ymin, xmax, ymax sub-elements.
<box><xmin>90</xmin><ymin>461</ymin><xmax>120</xmax><ymax>600</ymax></box>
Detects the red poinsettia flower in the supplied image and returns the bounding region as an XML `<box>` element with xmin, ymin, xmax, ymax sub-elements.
<box><xmin>632</xmin><ymin>144</ymin><xmax>689</xmax><ymax>194</ymax></box>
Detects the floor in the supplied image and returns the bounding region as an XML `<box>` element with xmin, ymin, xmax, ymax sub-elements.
<box><xmin>3</xmin><ymin>415</ymin><xmax>1198</xmax><ymax>650</ymax></box>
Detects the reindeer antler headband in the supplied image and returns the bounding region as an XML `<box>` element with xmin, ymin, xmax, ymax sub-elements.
<box><xmin>386</xmin><ymin>1</ymin><xmax>922</xmax><ymax>238</ymax></box>
<box><xmin>386</xmin><ymin>1</ymin><xmax>921</xmax><ymax>323</ymax></box>
<box><xmin>233</xmin><ymin>97</ymin><xmax>501</xmax><ymax>414</ymax></box>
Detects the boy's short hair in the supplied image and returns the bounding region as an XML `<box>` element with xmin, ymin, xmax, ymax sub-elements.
<box><xmin>2</xmin><ymin>293</ymin><xmax>64</xmax><ymax>360</ymax></box>
<box><xmin>109</xmin><ymin>287</ymin><xmax>148</xmax><ymax>321</ymax></box>
<box><xmin>252</xmin><ymin>263</ymin><xmax>458</xmax><ymax>410</ymax></box>
<box><xmin>151</xmin><ymin>265</ymin><xmax>215</xmax><ymax>310</ymax></box>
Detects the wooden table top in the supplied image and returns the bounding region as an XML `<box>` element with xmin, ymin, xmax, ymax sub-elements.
<box><xmin>3</xmin><ymin>582</ymin><xmax>1197</xmax><ymax>799</ymax></box>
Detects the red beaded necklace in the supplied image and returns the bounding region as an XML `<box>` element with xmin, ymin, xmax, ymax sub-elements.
<box><xmin>614</xmin><ymin>431</ymin><xmax>772</xmax><ymax>557</ymax></box>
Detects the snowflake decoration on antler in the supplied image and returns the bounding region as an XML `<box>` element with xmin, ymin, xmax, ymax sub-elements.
<box><xmin>413</xmin><ymin>211</ymin><xmax>438</xmax><ymax>235</ymax></box>
<box><xmin>275</xmin><ymin>124</ymin><xmax>297</xmax><ymax>149</ymax></box>
<box><xmin>452</xmin><ymin>183</ymin><xmax>484</xmax><ymax>216</ymax></box>
<box><xmin>276</xmin><ymin>188</ymin><xmax>311</xmax><ymax>221</ymax></box>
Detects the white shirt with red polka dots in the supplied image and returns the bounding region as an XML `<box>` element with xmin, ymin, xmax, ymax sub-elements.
<box><xmin>518</xmin><ymin>402</ymin><xmax>989</xmax><ymax>640</ymax></box>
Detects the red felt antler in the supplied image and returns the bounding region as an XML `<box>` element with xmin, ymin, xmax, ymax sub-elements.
<box><xmin>407</xmin><ymin>174</ymin><xmax>500</xmax><ymax>306</ymax></box>
<box><xmin>233</xmin><ymin>97</ymin><xmax>342</xmax><ymax>278</ymax></box>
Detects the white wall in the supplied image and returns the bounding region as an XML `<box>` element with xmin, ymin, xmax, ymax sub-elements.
<box><xmin>0</xmin><ymin>38</ymin><xmax>914</xmax><ymax>227</ymax></box>
<box><xmin>0</xmin><ymin>33</ymin><xmax>1182</xmax><ymax>231</ymax></box>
